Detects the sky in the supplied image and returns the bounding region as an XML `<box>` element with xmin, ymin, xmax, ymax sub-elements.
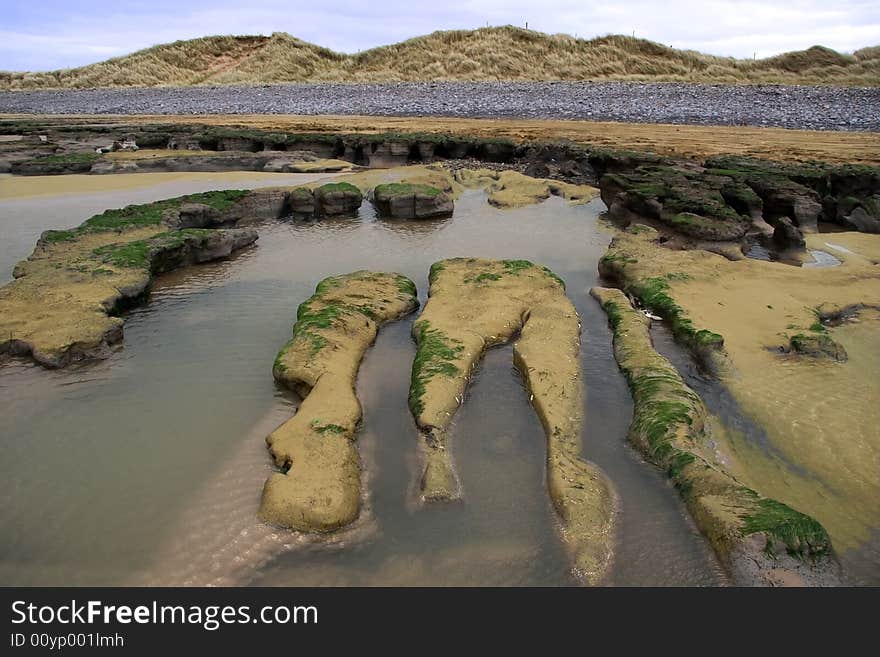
<box><xmin>1</xmin><ymin>0</ymin><xmax>878</xmax><ymax>71</ymax></box>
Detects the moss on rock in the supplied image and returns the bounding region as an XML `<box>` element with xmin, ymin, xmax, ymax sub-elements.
<box><xmin>592</xmin><ymin>286</ymin><xmax>840</xmax><ymax>585</ymax></box>
<box><xmin>409</xmin><ymin>258</ymin><xmax>616</xmax><ymax>584</ymax></box>
<box><xmin>372</xmin><ymin>182</ymin><xmax>454</xmax><ymax>219</ymax></box>
<box><xmin>0</xmin><ymin>223</ymin><xmax>257</xmax><ymax>368</ymax></box>
<box><xmin>260</xmin><ymin>271</ymin><xmax>419</xmax><ymax>532</ymax></box>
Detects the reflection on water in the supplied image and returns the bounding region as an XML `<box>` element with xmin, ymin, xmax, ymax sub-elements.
<box><xmin>744</xmin><ymin>243</ymin><xmax>841</xmax><ymax>269</ymax></box>
<box><xmin>0</xmin><ymin>181</ymin><xmax>724</xmax><ymax>586</ymax></box>
<box><xmin>803</xmin><ymin>249</ymin><xmax>842</xmax><ymax>268</ymax></box>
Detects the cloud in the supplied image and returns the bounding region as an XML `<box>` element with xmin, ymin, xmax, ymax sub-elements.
<box><xmin>1</xmin><ymin>0</ymin><xmax>877</xmax><ymax>71</ymax></box>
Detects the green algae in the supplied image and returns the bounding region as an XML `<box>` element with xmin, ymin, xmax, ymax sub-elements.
<box><xmin>541</xmin><ymin>266</ymin><xmax>566</xmax><ymax>290</ymax></box>
<box><xmin>409</xmin><ymin>321</ymin><xmax>464</xmax><ymax>417</ymax></box>
<box><xmin>396</xmin><ymin>276</ymin><xmax>417</xmax><ymax>297</ymax></box>
<box><xmin>464</xmin><ymin>272</ymin><xmax>502</xmax><ymax>284</ymax></box>
<box><xmin>428</xmin><ymin>261</ymin><xmax>446</xmax><ymax>284</ymax></box>
<box><xmin>374</xmin><ymin>182</ymin><xmax>442</xmax><ymax>198</ymax></box>
<box><xmin>314</xmin><ymin>181</ymin><xmax>360</xmax><ymax>194</ymax></box>
<box><xmin>40</xmin><ymin>191</ymin><xmax>251</xmax><ymax>248</ymax></box>
<box><xmin>594</xmin><ymin>286</ymin><xmax>837</xmax><ymax>572</ymax></box>
<box><xmin>740</xmin><ymin>497</ymin><xmax>832</xmax><ymax>559</ymax></box>
<box><xmin>626</xmin><ymin>276</ymin><xmax>724</xmax><ymax>350</ymax></box>
<box><xmin>312</xmin><ymin>422</ymin><xmax>347</xmax><ymax>435</ymax></box>
<box><xmin>501</xmin><ymin>259</ymin><xmax>534</xmax><ymax>274</ymax></box>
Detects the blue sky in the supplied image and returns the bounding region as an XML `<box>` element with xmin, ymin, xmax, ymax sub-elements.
<box><xmin>1</xmin><ymin>0</ymin><xmax>878</xmax><ymax>71</ymax></box>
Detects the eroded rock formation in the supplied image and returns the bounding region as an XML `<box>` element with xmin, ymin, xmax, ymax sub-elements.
<box><xmin>591</xmin><ymin>286</ymin><xmax>841</xmax><ymax>586</ymax></box>
<box><xmin>372</xmin><ymin>182</ymin><xmax>454</xmax><ymax>219</ymax></box>
<box><xmin>0</xmin><ymin>189</ymin><xmax>292</xmax><ymax>368</ymax></box>
<box><xmin>599</xmin><ymin>154</ymin><xmax>880</xmax><ymax>252</ymax></box>
<box><xmin>261</xmin><ymin>271</ymin><xmax>419</xmax><ymax>531</ymax></box>
<box><xmin>0</xmin><ymin>223</ymin><xmax>256</xmax><ymax>368</ymax></box>
<box><xmin>408</xmin><ymin>258</ymin><xmax>615</xmax><ymax>584</ymax></box>
<box><xmin>289</xmin><ymin>182</ymin><xmax>363</xmax><ymax>218</ymax></box>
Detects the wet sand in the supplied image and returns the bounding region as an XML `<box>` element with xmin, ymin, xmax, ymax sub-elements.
<box><xmin>600</xmin><ymin>226</ymin><xmax>880</xmax><ymax>580</ymax></box>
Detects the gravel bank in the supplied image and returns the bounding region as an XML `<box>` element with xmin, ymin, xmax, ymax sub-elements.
<box><xmin>1</xmin><ymin>82</ymin><xmax>878</xmax><ymax>132</ymax></box>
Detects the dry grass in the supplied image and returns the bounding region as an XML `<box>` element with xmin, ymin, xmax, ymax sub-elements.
<box><xmin>1</xmin><ymin>27</ymin><xmax>877</xmax><ymax>89</ymax></box>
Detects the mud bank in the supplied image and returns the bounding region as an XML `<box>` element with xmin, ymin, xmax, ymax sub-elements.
<box><xmin>597</xmin><ymin>224</ymin><xmax>880</xmax><ymax>567</ymax></box>
<box><xmin>261</xmin><ymin>271</ymin><xmax>419</xmax><ymax>531</ymax></box>
<box><xmin>0</xmin><ymin>121</ymin><xmax>529</xmax><ymax>178</ymax></box>
<box><xmin>0</xmin><ymin>188</ymin><xmax>294</xmax><ymax>367</ymax></box>
<box><xmin>592</xmin><ymin>286</ymin><xmax>839</xmax><ymax>586</ymax></box>
<box><xmin>5</xmin><ymin>115</ymin><xmax>880</xmax><ymax>166</ymax></box>
<box><xmin>409</xmin><ymin>258</ymin><xmax>615</xmax><ymax>584</ymax></box>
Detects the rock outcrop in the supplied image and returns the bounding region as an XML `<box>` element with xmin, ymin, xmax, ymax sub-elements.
<box><xmin>288</xmin><ymin>182</ymin><xmax>363</xmax><ymax>219</ymax></box>
<box><xmin>786</xmin><ymin>332</ymin><xmax>848</xmax><ymax>361</ymax></box>
<box><xmin>409</xmin><ymin>258</ymin><xmax>616</xmax><ymax>584</ymax></box>
<box><xmin>772</xmin><ymin>216</ymin><xmax>806</xmax><ymax>250</ymax></box>
<box><xmin>705</xmin><ymin>155</ymin><xmax>880</xmax><ymax>235</ymax></box>
<box><xmin>261</xmin><ymin>271</ymin><xmax>419</xmax><ymax>532</ymax></box>
<box><xmin>0</xmin><ymin>226</ymin><xmax>257</xmax><ymax>368</ymax></box>
<box><xmin>592</xmin><ymin>286</ymin><xmax>841</xmax><ymax>586</ymax></box>
<box><xmin>599</xmin><ymin>166</ymin><xmax>757</xmax><ymax>241</ymax></box>
<box><xmin>0</xmin><ymin>189</ymin><xmax>299</xmax><ymax>368</ymax></box>
<box><xmin>372</xmin><ymin>182</ymin><xmax>454</xmax><ymax>219</ymax></box>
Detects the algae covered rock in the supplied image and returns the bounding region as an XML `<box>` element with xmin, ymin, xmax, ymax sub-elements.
<box><xmin>592</xmin><ymin>286</ymin><xmax>841</xmax><ymax>586</ymax></box>
<box><xmin>260</xmin><ymin>271</ymin><xmax>419</xmax><ymax>532</ymax></box>
<box><xmin>787</xmin><ymin>332</ymin><xmax>848</xmax><ymax>361</ymax></box>
<box><xmin>598</xmin><ymin>227</ymin><xmax>729</xmax><ymax>375</ymax></box>
<box><xmin>162</xmin><ymin>202</ymin><xmax>223</xmax><ymax>229</ymax></box>
<box><xmin>601</xmin><ymin>154</ymin><xmax>880</xmax><ymax>243</ymax></box>
<box><xmin>11</xmin><ymin>151</ymin><xmax>102</xmax><ymax>175</ymax></box>
<box><xmin>288</xmin><ymin>182</ymin><xmax>364</xmax><ymax>219</ymax></box>
<box><xmin>456</xmin><ymin>169</ymin><xmax>598</xmax><ymax>208</ymax></box>
<box><xmin>372</xmin><ymin>182</ymin><xmax>454</xmax><ymax>219</ymax></box>
<box><xmin>0</xmin><ymin>226</ymin><xmax>256</xmax><ymax>368</ymax></box>
<box><xmin>409</xmin><ymin>258</ymin><xmax>616</xmax><ymax>584</ymax></box>
<box><xmin>772</xmin><ymin>216</ymin><xmax>806</xmax><ymax>250</ymax></box>
<box><xmin>0</xmin><ymin>189</ymin><xmax>286</xmax><ymax>368</ymax></box>
<box><xmin>705</xmin><ymin>155</ymin><xmax>880</xmax><ymax>234</ymax></box>
<box><xmin>599</xmin><ymin>166</ymin><xmax>755</xmax><ymax>241</ymax></box>
<box><xmin>314</xmin><ymin>182</ymin><xmax>363</xmax><ymax>216</ymax></box>
<box><xmin>288</xmin><ymin>187</ymin><xmax>317</xmax><ymax>217</ymax></box>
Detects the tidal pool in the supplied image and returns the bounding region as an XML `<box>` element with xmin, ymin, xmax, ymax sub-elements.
<box><xmin>0</xmin><ymin>174</ymin><xmax>725</xmax><ymax>586</ymax></box>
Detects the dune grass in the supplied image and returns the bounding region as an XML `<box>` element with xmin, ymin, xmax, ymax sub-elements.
<box><xmin>1</xmin><ymin>27</ymin><xmax>877</xmax><ymax>89</ymax></box>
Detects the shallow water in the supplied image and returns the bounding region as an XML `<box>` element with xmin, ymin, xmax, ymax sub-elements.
<box><xmin>744</xmin><ymin>243</ymin><xmax>841</xmax><ymax>269</ymax></box>
<box><xmin>802</xmin><ymin>249</ymin><xmax>842</xmax><ymax>268</ymax></box>
<box><xmin>0</xmin><ymin>171</ymin><xmax>338</xmax><ymax>283</ymax></box>
<box><xmin>652</xmin><ymin>321</ymin><xmax>880</xmax><ymax>585</ymax></box>
<box><xmin>0</xmin><ymin>175</ymin><xmax>725</xmax><ymax>586</ymax></box>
